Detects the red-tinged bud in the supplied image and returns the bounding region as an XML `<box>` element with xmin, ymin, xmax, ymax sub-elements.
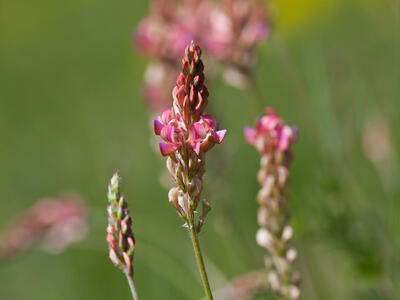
<box><xmin>106</xmin><ymin>172</ymin><xmax>136</xmax><ymax>277</ymax></box>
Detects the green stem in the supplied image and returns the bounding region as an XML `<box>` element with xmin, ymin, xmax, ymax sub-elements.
<box><xmin>248</xmin><ymin>77</ymin><xmax>264</xmax><ymax>113</ymax></box>
<box><xmin>124</xmin><ymin>271</ymin><xmax>140</xmax><ymax>300</ymax></box>
<box><xmin>188</xmin><ymin>220</ymin><xmax>214</xmax><ymax>300</ymax></box>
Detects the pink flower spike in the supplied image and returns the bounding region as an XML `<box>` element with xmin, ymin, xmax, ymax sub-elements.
<box><xmin>159</xmin><ymin>142</ymin><xmax>179</xmax><ymax>156</ymax></box>
<box><xmin>153</xmin><ymin>119</ymin><xmax>164</xmax><ymax>135</ymax></box>
<box><xmin>215</xmin><ymin>130</ymin><xmax>227</xmax><ymax>144</ymax></box>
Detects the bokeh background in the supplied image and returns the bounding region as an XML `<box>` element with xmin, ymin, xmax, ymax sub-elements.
<box><xmin>0</xmin><ymin>0</ymin><xmax>399</xmax><ymax>299</ymax></box>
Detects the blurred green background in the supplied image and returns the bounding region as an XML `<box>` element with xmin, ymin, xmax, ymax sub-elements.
<box><xmin>0</xmin><ymin>0</ymin><xmax>399</xmax><ymax>299</ymax></box>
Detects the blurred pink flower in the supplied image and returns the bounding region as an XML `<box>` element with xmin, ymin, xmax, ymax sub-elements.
<box><xmin>245</xmin><ymin>108</ymin><xmax>297</xmax><ymax>158</ymax></box>
<box><xmin>142</xmin><ymin>63</ymin><xmax>176</xmax><ymax>112</ymax></box>
<box><xmin>0</xmin><ymin>195</ymin><xmax>88</xmax><ymax>258</ymax></box>
<box><xmin>136</xmin><ymin>0</ymin><xmax>270</xmax><ymax>111</ymax></box>
<box><xmin>207</xmin><ymin>0</ymin><xmax>269</xmax><ymax>67</ymax></box>
<box><xmin>136</xmin><ymin>0</ymin><xmax>268</xmax><ymax>65</ymax></box>
<box><xmin>245</xmin><ymin>109</ymin><xmax>300</xmax><ymax>299</ymax></box>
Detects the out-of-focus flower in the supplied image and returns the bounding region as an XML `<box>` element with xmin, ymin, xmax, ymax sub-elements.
<box><xmin>136</xmin><ymin>0</ymin><xmax>204</xmax><ymax>63</ymax></box>
<box><xmin>245</xmin><ymin>108</ymin><xmax>300</xmax><ymax>300</ymax></box>
<box><xmin>143</xmin><ymin>63</ymin><xmax>177</xmax><ymax>112</ymax></box>
<box><xmin>245</xmin><ymin>108</ymin><xmax>297</xmax><ymax>160</ymax></box>
<box><xmin>0</xmin><ymin>195</ymin><xmax>88</xmax><ymax>258</ymax></box>
<box><xmin>136</xmin><ymin>0</ymin><xmax>269</xmax><ymax>112</ymax></box>
<box><xmin>208</xmin><ymin>0</ymin><xmax>269</xmax><ymax>88</ymax></box>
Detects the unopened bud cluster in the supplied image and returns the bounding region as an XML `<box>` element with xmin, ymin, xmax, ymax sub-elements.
<box><xmin>245</xmin><ymin>108</ymin><xmax>300</xmax><ymax>300</ymax></box>
<box><xmin>154</xmin><ymin>42</ymin><xmax>226</xmax><ymax>231</ymax></box>
<box><xmin>107</xmin><ymin>172</ymin><xmax>136</xmax><ymax>276</ymax></box>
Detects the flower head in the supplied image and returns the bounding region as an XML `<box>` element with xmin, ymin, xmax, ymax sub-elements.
<box><xmin>245</xmin><ymin>108</ymin><xmax>297</xmax><ymax>158</ymax></box>
<box><xmin>153</xmin><ymin>42</ymin><xmax>225</xmax><ymax>232</ymax></box>
<box><xmin>153</xmin><ymin>42</ymin><xmax>227</xmax><ymax>157</ymax></box>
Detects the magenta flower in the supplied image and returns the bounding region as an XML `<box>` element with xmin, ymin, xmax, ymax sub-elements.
<box><xmin>153</xmin><ymin>42</ymin><xmax>226</xmax><ymax>157</ymax></box>
<box><xmin>245</xmin><ymin>108</ymin><xmax>297</xmax><ymax>157</ymax></box>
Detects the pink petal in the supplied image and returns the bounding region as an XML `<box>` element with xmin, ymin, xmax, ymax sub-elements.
<box><xmin>202</xmin><ymin>114</ymin><xmax>215</xmax><ymax>127</ymax></box>
<box><xmin>172</xmin><ymin>85</ymin><xmax>186</xmax><ymax>106</ymax></box>
<box><xmin>153</xmin><ymin>119</ymin><xmax>164</xmax><ymax>135</ymax></box>
<box><xmin>244</xmin><ymin>127</ymin><xmax>256</xmax><ymax>145</ymax></box>
<box><xmin>215</xmin><ymin>129</ymin><xmax>227</xmax><ymax>144</ymax></box>
<box><xmin>194</xmin><ymin>142</ymin><xmax>201</xmax><ymax>155</ymax></box>
<box><xmin>161</xmin><ymin>108</ymin><xmax>173</xmax><ymax>124</ymax></box>
<box><xmin>279</xmin><ymin>126</ymin><xmax>294</xmax><ymax>151</ymax></box>
<box><xmin>193</xmin><ymin>122</ymin><xmax>207</xmax><ymax>138</ymax></box>
<box><xmin>160</xmin><ymin>125</ymin><xmax>174</xmax><ymax>143</ymax></box>
<box><xmin>159</xmin><ymin>142</ymin><xmax>179</xmax><ymax>156</ymax></box>
<box><xmin>176</xmin><ymin>73</ymin><xmax>185</xmax><ymax>86</ymax></box>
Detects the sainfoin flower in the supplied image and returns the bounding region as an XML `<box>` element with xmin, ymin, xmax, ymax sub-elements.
<box><xmin>245</xmin><ymin>108</ymin><xmax>300</xmax><ymax>300</ymax></box>
<box><xmin>245</xmin><ymin>108</ymin><xmax>297</xmax><ymax>158</ymax></box>
<box><xmin>154</xmin><ymin>41</ymin><xmax>226</xmax><ymax>226</ymax></box>
<box><xmin>153</xmin><ymin>41</ymin><xmax>223</xmax><ymax>299</ymax></box>
<box><xmin>0</xmin><ymin>195</ymin><xmax>88</xmax><ymax>259</ymax></box>
<box><xmin>153</xmin><ymin>42</ymin><xmax>227</xmax><ymax>158</ymax></box>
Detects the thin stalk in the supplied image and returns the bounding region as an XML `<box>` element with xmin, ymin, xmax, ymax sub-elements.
<box><xmin>124</xmin><ymin>271</ymin><xmax>140</xmax><ymax>300</ymax></box>
<box><xmin>188</xmin><ymin>220</ymin><xmax>214</xmax><ymax>300</ymax></box>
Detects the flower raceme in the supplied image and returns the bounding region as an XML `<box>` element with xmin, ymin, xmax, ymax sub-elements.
<box><xmin>153</xmin><ymin>42</ymin><xmax>226</xmax><ymax>157</ymax></box>
<box><xmin>153</xmin><ymin>42</ymin><xmax>224</xmax><ymax>299</ymax></box>
<box><xmin>245</xmin><ymin>108</ymin><xmax>300</xmax><ymax>300</ymax></box>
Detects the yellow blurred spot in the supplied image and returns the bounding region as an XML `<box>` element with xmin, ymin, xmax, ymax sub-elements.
<box><xmin>271</xmin><ymin>0</ymin><xmax>335</xmax><ymax>34</ymax></box>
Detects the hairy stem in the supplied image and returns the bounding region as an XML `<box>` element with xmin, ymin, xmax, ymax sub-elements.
<box><xmin>188</xmin><ymin>219</ymin><xmax>214</xmax><ymax>300</ymax></box>
<box><xmin>125</xmin><ymin>271</ymin><xmax>140</xmax><ymax>300</ymax></box>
